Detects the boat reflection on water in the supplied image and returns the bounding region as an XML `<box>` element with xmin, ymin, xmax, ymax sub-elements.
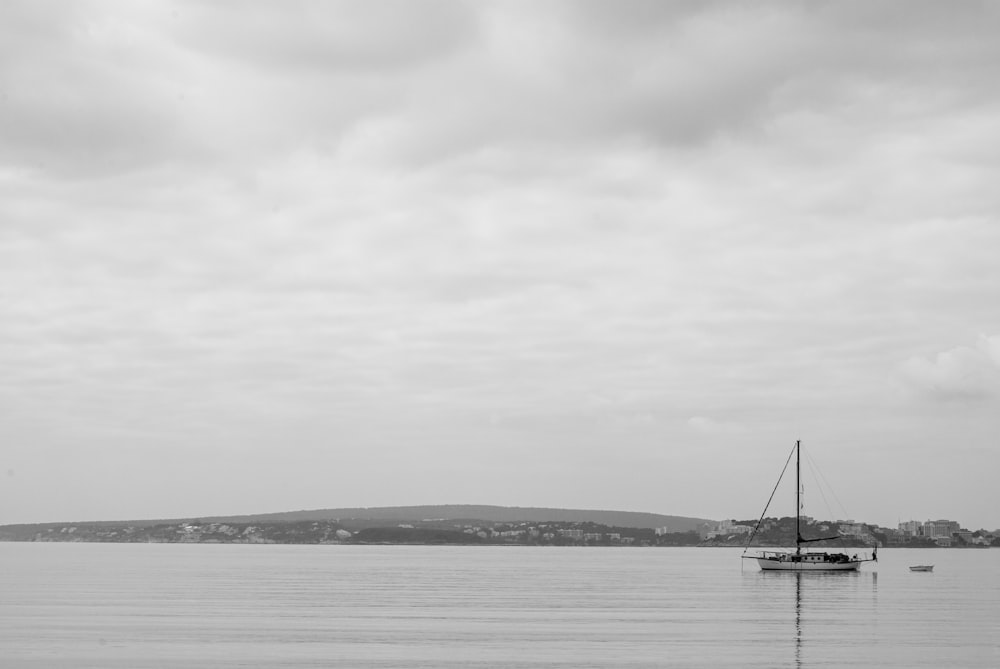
<box><xmin>760</xmin><ymin>570</ymin><xmax>878</xmax><ymax>668</ymax></box>
<box><xmin>795</xmin><ymin>573</ymin><xmax>802</xmax><ymax>668</ymax></box>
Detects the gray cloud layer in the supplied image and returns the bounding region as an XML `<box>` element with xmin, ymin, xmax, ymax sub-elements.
<box><xmin>2</xmin><ymin>1</ymin><xmax>999</xmax><ymax>528</ymax></box>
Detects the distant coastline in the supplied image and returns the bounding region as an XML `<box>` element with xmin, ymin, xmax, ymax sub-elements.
<box><xmin>0</xmin><ymin>505</ymin><xmax>708</xmax><ymax>547</ymax></box>
<box><xmin>1</xmin><ymin>505</ymin><xmax>996</xmax><ymax>547</ymax></box>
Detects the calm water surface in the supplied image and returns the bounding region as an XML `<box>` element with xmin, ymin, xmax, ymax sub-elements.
<box><xmin>1</xmin><ymin>543</ymin><xmax>997</xmax><ymax>667</ymax></box>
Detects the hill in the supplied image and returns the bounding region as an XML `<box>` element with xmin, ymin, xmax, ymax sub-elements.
<box><xmin>195</xmin><ymin>505</ymin><xmax>713</xmax><ymax>531</ymax></box>
<box><xmin>27</xmin><ymin>505</ymin><xmax>713</xmax><ymax>532</ymax></box>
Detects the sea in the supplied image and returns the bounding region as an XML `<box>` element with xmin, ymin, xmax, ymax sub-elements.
<box><xmin>1</xmin><ymin>543</ymin><xmax>997</xmax><ymax>668</ymax></box>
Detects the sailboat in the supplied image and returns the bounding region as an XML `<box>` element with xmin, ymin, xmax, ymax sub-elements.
<box><xmin>742</xmin><ymin>440</ymin><xmax>877</xmax><ymax>572</ymax></box>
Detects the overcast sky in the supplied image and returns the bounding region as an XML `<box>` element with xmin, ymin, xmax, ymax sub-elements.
<box><xmin>2</xmin><ymin>1</ymin><xmax>999</xmax><ymax>530</ymax></box>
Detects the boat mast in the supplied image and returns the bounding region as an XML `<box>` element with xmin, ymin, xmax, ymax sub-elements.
<box><xmin>795</xmin><ymin>440</ymin><xmax>801</xmax><ymax>556</ymax></box>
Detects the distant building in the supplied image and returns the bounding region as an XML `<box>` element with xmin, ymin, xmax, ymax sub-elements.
<box><xmin>924</xmin><ymin>519</ymin><xmax>960</xmax><ymax>538</ymax></box>
<box><xmin>702</xmin><ymin>519</ymin><xmax>753</xmax><ymax>539</ymax></box>
<box><xmin>839</xmin><ymin>522</ymin><xmax>867</xmax><ymax>538</ymax></box>
<box><xmin>885</xmin><ymin>528</ymin><xmax>910</xmax><ymax>545</ymax></box>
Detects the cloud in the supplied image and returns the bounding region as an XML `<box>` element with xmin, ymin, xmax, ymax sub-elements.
<box><xmin>5</xmin><ymin>0</ymin><xmax>1000</xmax><ymax>180</ymax></box>
<box><xmin>687</xmin><ymin>416</ymin><xmax>745</xmax><ymax>434</ymax></box>
<box><xmin>895</xmin><ymin>335</ymin><xmax>1000</xmax><ymax>401</ymax></box>
<box><xmin>173</xmin><ymin>0</ymin><xmax>477</xmax><ymax>73</ymax></box>
<box><xmin>0</xmin><ymin>2</ymin><xmax>194</xmax><ymax>177</ymax></box>
<box><xmin>2</xmin><ymin>2</ymin><xmax>1000</xmax><ymax>525</ymax></box>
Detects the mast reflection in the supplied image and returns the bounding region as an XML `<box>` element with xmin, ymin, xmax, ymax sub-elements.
<box><xmin>777</xmin><ymin>569</ymin><xmax>876</xmax><ymax>668</ymax></box>
<box><xmin>795</xmin><ymin>573</ymin><xmax>802</xmax><ymax>669</ymax></box>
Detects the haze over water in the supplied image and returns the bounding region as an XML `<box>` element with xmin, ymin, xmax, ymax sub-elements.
<box><xmin>2</xmin><ymin>543</ymin><xmax>997</xmax><ymax>667</ymax></box>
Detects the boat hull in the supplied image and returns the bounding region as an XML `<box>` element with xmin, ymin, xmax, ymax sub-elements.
<box><xmin>757</xmin><ymin>558</ymin><xmax>861</xmax><ymax>572</ymax></box>
<box><xmin>749</xmin><ymin>550</ymin><xmax>869</xmax><ymax>572</ymax></box>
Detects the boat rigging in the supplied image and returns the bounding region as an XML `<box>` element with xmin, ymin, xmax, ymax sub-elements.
<box><xmin>741</xmin><ymin>440</ymin><xmax>877</xmax><ymax>572</ymax></box>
